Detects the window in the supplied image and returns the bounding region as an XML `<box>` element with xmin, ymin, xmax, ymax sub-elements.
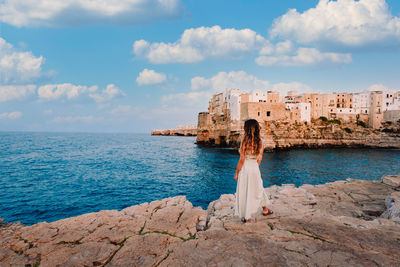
<box><xmin>337</xmin><ymin>104</ymin><xmax>340</xmax><ymax>108</ymax></box>
<box><xmin>365</xmin><ymin>110</ymin><xmax>367</xmax><ymax>114</ymax></box>
<box><xmin>266</xmin><ymin>111</ymin><xmax>271</xmax><ymax>117</ymax></box>
<box><xmin>259</xmin><ymin>100</ymin><xmax>263</xmax><ymax>102</ymax></box>
<box><xmin>258</xmin><ymin>112</ymin><xmax>260</xmax><ymax>116</ymax></box>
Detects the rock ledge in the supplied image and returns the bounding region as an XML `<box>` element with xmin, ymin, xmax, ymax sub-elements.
<box><xmin>1</xmin><ymin>176</ymin><xmax>400</xmax><ymax>266</ymax></box>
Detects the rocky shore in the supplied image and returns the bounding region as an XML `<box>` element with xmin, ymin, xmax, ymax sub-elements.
<box><xmin>1</xmin><ymin>175</ymin><xmax>400</xmax><ymax>266</ymax></box>
<box><xmin>151</xmin><ymin>129</ymin><xmax>197</xmax><ymax>136</ymax></box>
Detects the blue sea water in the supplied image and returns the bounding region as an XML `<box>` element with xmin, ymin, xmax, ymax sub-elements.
<box><xmin>0</xmin><ymin>132</ymin><xmax>399</xmax><ymax>225</ymax></box>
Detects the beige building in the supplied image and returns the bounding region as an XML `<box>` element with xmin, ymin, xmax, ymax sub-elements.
<box><xmin>240</xmin><ymin>102</ymin><xmax>287</xmax><ymax>125</ymax></box>
<box><xmin>299</xmin><ymin>93</ymin><xmax>336</xmax><ymax>120</ymax></box>
<box><xmin>241</xmin><ymin>93</ymin><xmax>249</xmax><ymax>103</ymax></box>
<box><xmin>202</xmin><ymin>87</ymin><xmax>398</xmax><ymax>130</ymax></box>
<box><xmin>266</xmin><ymin>91</ymin><xmax>280</xmax><ymax>104</ymax></box>
<box><xmin>209</xmin><ymin>93</ymin><xmax>224</xmax><ymax>115</ymax></box>
<box><xmin>384</xmin><ymin>110</ymin><xmax>400</xmax><ymax>123</ymax></box>
<box><xmin>197</xmin><ymin>112</ymin><xmax>212</xmax><ymax>128</ymax></box>
<box><xmin>286</xmin><ymin>103</ymin><xmax>311</xmax><ymax>123</ymax></box>
<box><xmin>335</xmin><ymin>93</ymin><xmax>353</xmax><ymax>109</ymax></box>
<box><xmin>369</xmin><ymin>91</ymin><xmax>383</xmax><ymax>129</ymax></box>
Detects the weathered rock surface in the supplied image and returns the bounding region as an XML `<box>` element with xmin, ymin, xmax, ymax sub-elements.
<box><xmin>196</xmin><ymin>120</ymin><xmax>400</xmax><ymax>150</ymax></box>
<box><xmin>151</xmin><ymin>128</ymin><xmax>197</xmax><ymax>136</ymax></box>
<box><xmin>1</xmin><ymin>178</ymin><xmax>400</xmax><ymax>266</ymax></box>
<box><xmin>382</xmin><ymin>175</ymin><xmax>400</xmax><ymax>188</ymax></box>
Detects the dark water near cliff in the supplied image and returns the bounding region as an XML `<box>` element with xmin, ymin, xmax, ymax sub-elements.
<box><xmin>1</xmin><ymin>132</ymin><xmax>399</xmax><ymax>225</ymax></box>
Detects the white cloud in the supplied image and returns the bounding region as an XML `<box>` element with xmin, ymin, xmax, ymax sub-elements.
<box><xmin>136</xmin><ymin>69</ymin><xmax>167</xmax><ymax>85</ymax></box>
<box><xmin>0</xmin><ymin>111</ymin><xmax>22</xmax><ymax>119</ymax></box>
<box><xmin>0</xmin><ymin>38</ymin><xmax>46</xmax><ymax>84</ymax></box>
<box><xmin>0</xmin><ymin>85</ymin><xmax>36</xmax><ymax>102</ymax></box>
<box><xmin>0</xmin><ymin>0</ymin><xmax>184</xmax><ymax>27</ymax></box>
<box><xmin>270</xmin><ymin>0</ymin><xmax>400</xmax><ymax>47</ymax></box>
<box><xmin>133</xmin><ymin>25</ymin><xmax>268</xmax><ymax>63</ymax></box>
<box><xmin>368</xmin><ymin>84</ymin><xmax>388</xmax><ymax>91</ymax></box>
<box><xmin>255</xmin><ymin>48</ymin><xmax>352</xmax><ymax>66</ymax></box>
<box><xmin>89</xmin><ymin>84</ymin><xmax>124</xmax><ymax>103</ymax></box>
<box><xmin>190</xmin><ymin>71</ymin><xmax>313</xmax><ymax>96</ymax></box>
<box><xmin>272</xmin><ymin>82</ymin><xmax>313</xmax><ymax>96</ymax></box>
<box><xmin>38</xmin><ymin>83</ymin><xmax>98</xmax><ymax>100</ymax></box>
<box><xmin>51</xmin><ymin>115</ymin><xmax>103</xmax><ymax>123</ymax></box>
<box><xmin>162</xmin><ymin>91</ymin><xmax>212</xmax><ymax>107</ymax></box>
<box><xmin>190</xmin><ymin>71</ymin><xmax>271</xmax><ymax>92</ymax></box>
<box><xmin>259</xmin><ymin>40</ymin><xmax>294</xmax><ymax>56</ymax></box>
<box><xmin>37</xmin><ymin>83</ymin><xmax>124</xmax><ymax>102</ymax></box>
<box><xmin>133</xmin><ymin>25</ymin><xmax>352</xmax><ymax>66</ymax></box>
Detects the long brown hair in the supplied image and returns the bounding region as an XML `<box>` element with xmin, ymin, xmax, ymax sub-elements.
<box><xmin>241</xmin><ymin>119</ymin><xmax>262</xmax><ymax>155</ymax></box>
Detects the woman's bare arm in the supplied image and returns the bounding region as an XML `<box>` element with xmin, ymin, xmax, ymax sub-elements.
<box><xmin>234</xmin><ymin>142</ymin><xmax>245</xmax><ymax>180</ymax></box>
<box><xmin>257</xmin><ymin>142</ymin><xmax>264</xmax><ymax>165</ymax></box>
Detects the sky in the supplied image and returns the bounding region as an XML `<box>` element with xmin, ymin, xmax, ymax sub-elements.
<box><xmin>1</xmin><ymin>0</ymin><xmax>400</xmax><ymax>133</ymax></box>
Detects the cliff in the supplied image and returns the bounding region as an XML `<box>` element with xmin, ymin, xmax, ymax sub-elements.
<box><xmin>196</xmin><ymin>120</ymin><xmax>400</xmax><ymax>150</ymax></box>
<box><xmin>1</xmin><ymin>175</ymin><xmax>400</xmax><ymax>266</ymax></box>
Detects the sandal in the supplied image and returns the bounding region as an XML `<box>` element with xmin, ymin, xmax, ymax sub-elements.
<box><xmin>262</xmin><ymin>209</ymin><xmax>274</xmax><ymax>216</ymax></box>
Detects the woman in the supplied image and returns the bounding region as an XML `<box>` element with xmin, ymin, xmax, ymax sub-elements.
<box><xmin>234</xmin><ymin>119</ymin><xmax>273</xmax><ymax>223</ymax></box>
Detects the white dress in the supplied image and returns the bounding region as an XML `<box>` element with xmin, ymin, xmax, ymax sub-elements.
<box><xmin>234</xmin><ymin>155</ymin><xmax>269</xmax><ymax>220</ymax></box>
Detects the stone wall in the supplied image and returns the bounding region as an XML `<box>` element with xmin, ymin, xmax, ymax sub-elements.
<box><xmin>240</xmin><ymin>102</ymin><xmax>288</xmax><ymax>124</ymax></box>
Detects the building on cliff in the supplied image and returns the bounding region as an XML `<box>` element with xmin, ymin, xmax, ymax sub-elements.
<box><xmin>197</xmin><ymin>87</ymin><xmax>400</xmax><ymax>146</ymax></box>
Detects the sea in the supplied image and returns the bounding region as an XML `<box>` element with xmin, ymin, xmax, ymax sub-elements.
<box><xmin>1</xmin><ymin>132</ymin><xmax>399</xmax><ymax>225</ymax></box>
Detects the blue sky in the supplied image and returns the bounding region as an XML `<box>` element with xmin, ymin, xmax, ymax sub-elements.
<box><xmin>1</xmin><ymin>0</ymin><xmax>400</xmax><ymax>132</ymax></box>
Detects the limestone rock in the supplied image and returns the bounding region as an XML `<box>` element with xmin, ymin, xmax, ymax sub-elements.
<box><xmin>196</xmin><ymin>120</ymin><xmax>400</xmax><ymax>149</ymax></box>
<box><xmin>1</xmin><ymin>180</ymin><xmax>400</xmax><ymax>266</ymax></box>
<box><xmin>381</xmin><ymin>191</ymin><xmax>400</xmax><ymax>223</ymax></box>
<box><xmin>382</xmin><ymin>175</ymin><xmax>400</xmax><ymax>188</ymax></box>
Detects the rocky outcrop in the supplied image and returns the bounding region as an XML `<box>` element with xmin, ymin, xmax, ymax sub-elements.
<box><xmin>151</xmin><ymin>129</ymin><xmax>197</xmax><ymax>136</ymax></box>
<box><xmin>1</xmin><ymin>176</ymin><xmax>400</xmax><ymax>266</ymax></box>
<box><xmin>196</xmin><ymin>120</ymin><xmax>400</xmax><ymax>150</ymax></box>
